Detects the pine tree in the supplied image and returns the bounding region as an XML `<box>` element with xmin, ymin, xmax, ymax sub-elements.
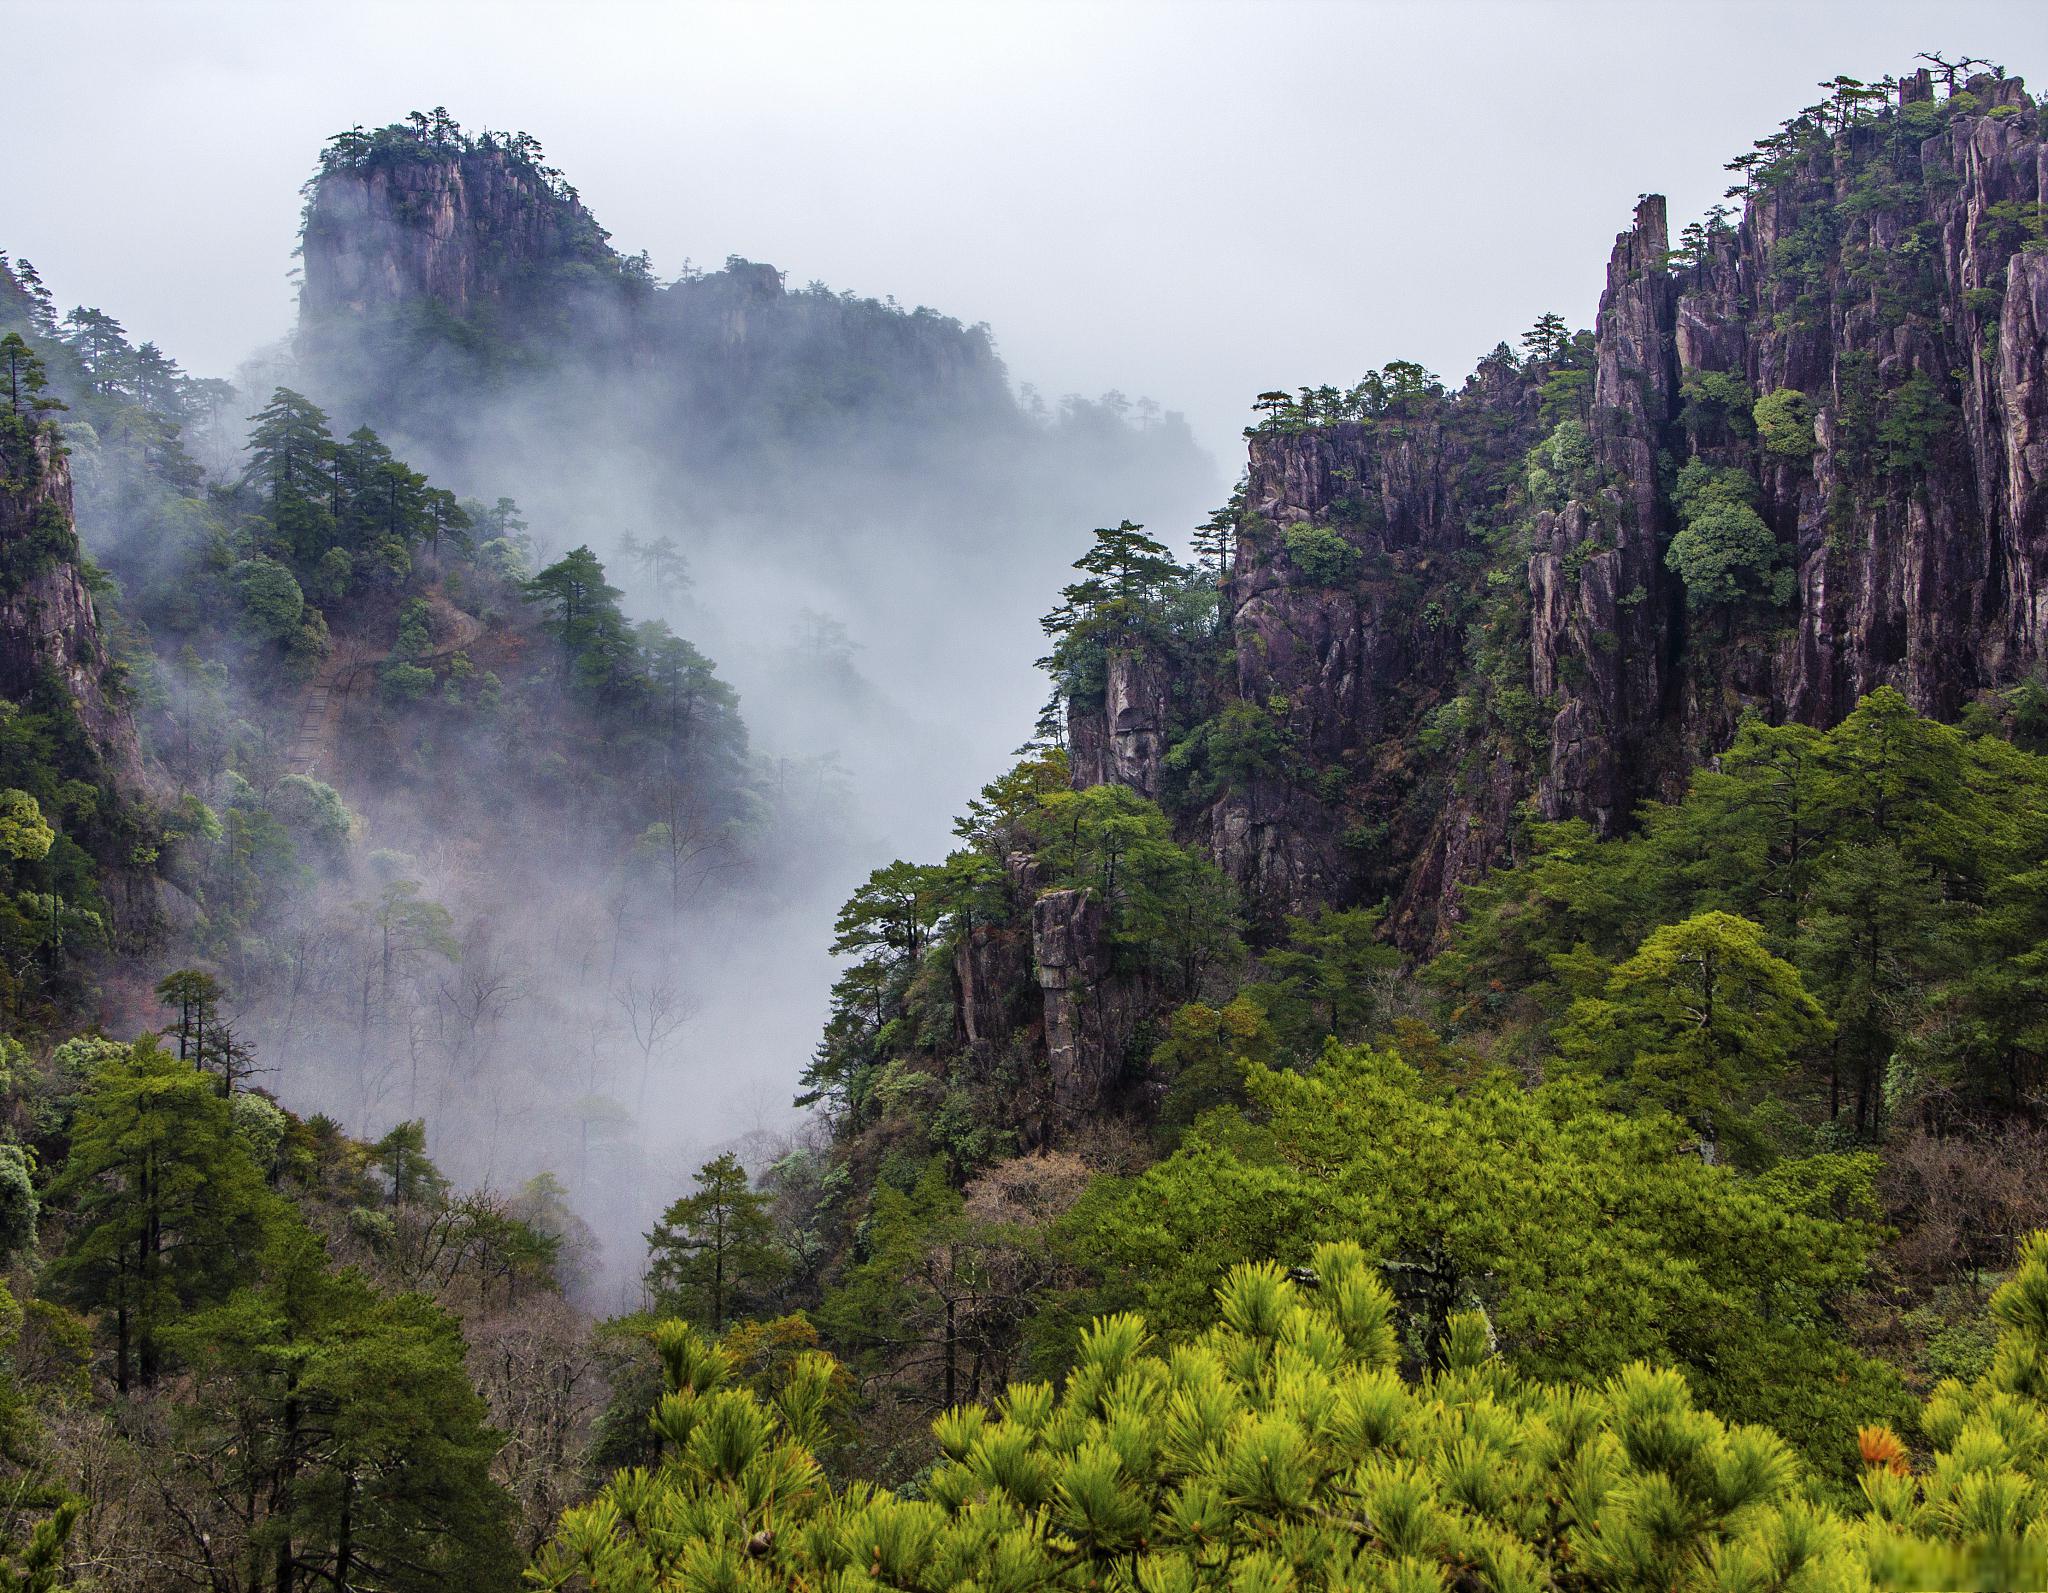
<box><xmin>242</xmin><ymin>388</ymin><xmax>338</xmax><ymax>564</ymax></box>
<box><xmin>59</xmin><ymin>306</ymin><xmax>133</xmax><ymax>396</ymax></box>
<box><xmin>46</xmin><ymin>1040</ymin><xmax>280</xmax><ymax>1390</ymax></box>
<box><xmin>0</xmin><ymin>335</ymin><xmax>64</xmax><ymax>492</ymax></box>
<box><xmin>372</xmin><ymin>1119</ymin><xmax>451</xmax><ymax>1206</ymax></box>
<box><xmin>170</xmin><ymin>1222</ymin><xmax>520</xmax><ymax>1592</ymax></box>
<box><xmin>155</xmin><ymin>967</ymin><xmax>224</xmax><ymax>1063</ymax></box>
<box><xmin>523</xmin><ymin>546</ymin><xmax>639</xmax><ymax>695</ymax></box>
<box><xmin>1560</xmin><ymin>909</ymin><xmax>1831</xmax><ymax>1148</ymax></box>
<box><xmin>0</xmin><ymin>334</ymin><xmax>61</xmax><ymax>421</ymax></box>
<box><xmin>644</xmin><ymin>1154</ymin><xmax>784</xmax><ymax>1330</ymax></box>
<box><xmin>1521</xmin><ymin>309</ymin><xmax>1570</xmax><ymax>362</ymax></box>
<box><xmin>540</xmin><ymin>1241</ymin><xmax>2002</xmax><ymax>1590</ymax></box>
<box><xmin>1061</xmin><ymin>519</ymin><xmax>1180</xmax><ymax>620</ymax></box>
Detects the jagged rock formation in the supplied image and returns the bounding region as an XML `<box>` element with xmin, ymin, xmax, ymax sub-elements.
<box><xmin>1066</xmin><ymin>651</ymin><xmax>1172</xmax><ymax>799</ymax></box>
<box><xmin>0</xmin><ymin>414</ymin><xmax>162</xmax><ymax>947</ymax></box>
<box><xmin>0</xmin><ymin>428</ymin><xmax>145</xmax><ymax>789</ymax></box>
<box><xmin>300</xmin><ymin>142</ymin><xmax>618</xmax><ymax>319</ymax></box>
<box><xmin>1532</xmin><ymin>193</ymin><xmax>1679</xmax><ymax>830</ymax></box>
<box><xmin>1680</xmin><ymin>70</ymin><xmax>2044</xmax><ymax>729</ymax></box>
<box><xmin>1060</xmin><ymin>67</ymin><xmax>2048</xmax><ymax>952</ymax></box>
<box><xmin>1030</xmin><ymin>887</ymin><xmax>1153</xmax><ymax>1127</ymax></box>
<box><xmin>1209</xmin><ymin>416</ymin><xmax>1484</xmax><ymax>920</ymax></box>
<box><xmin>288</xmin><ymin>114</ymin><xmax>1211</xmax><ymax>581</ymax></box>
<box><xmin>295</xmin><ymin>121</ymin><xmax>1024</xmax><ymax>476</ymax></box>
<box><xmin>917</xmin><ymin>65</ymin><xmax>2048</xmax><ymax>1140</ymax></box>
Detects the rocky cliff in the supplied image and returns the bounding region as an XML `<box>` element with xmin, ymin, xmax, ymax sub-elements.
<box><xmin>0</xmin><ymin>398</ymin><xmax>163</xmax><ymax>948</ymax></box>
<box><xmin>300</xmin><ymin>138</ymin><xmax>619</xmax><ymax>321</ymax></box>
<box><xmin>0</xmin><ymin>427</ymin><xmax>145</xmax><ymax>790</ymax></box>
<box><xmin>293</xmin><ymin>116</ymin><xmax>1024</xmax><ymax>473</ymax></box>
<box><xmin>1062</xmin><ymin>65</ymin><xmax>2048</xmax><ymax>953</ymax></box>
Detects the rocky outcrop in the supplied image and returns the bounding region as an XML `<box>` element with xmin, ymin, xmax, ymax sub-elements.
<box><xmin>1031</xmin><ymin>888</ymin><xmax>1149</xmax><ymax>1123</ymax></box>
<box><xmin>1067</xmin><ymin>650</ymin><xmax>1173</xmax><ymax>798</ymax></box>
<box><xmin>1188</xmin><ymin>420</ymin><xmax>1479</xmax><ymax>924</ymax></box>
<box><xmin>0</xmin><ymin>418</ymin><xmax>161</xmax><ymax>948</ymax></box>
<box><xmin>1063</xmin><ymin>67</ymin><xmax>2048</xmax><ymax>951</ymax></box>
<box><xmin>293</xmin><ymin>122</ymin><xmax>1027</xmax><ymax>482</ymax></box>
<box><xmin>2004</xmin><ymin>250</ymin><xmax>2048</xmax><ymax>634</ymax></box>
<box><xmin>1659</xmin><ymin>72</ymin><xmax>2047</xmax><ymax>739</ymax></box>
<box><xmin>1531</xmin><ymin>196</ymin><xmax>1681</xmax><ymax>828</ymax></box>
<box><xmin>955</xmin><ymin>922</ymin><xmax>1027</xmax><ymax>1050</ymax></box>
<box><xmin>0</xmin><ymin>429</ymin><xmax>144</xmax><ymax>788</ymax></box>
<box><xmin>301</xmin><ymin>145</ymin><xmax>617</xmax><ymax>320</ymax></box>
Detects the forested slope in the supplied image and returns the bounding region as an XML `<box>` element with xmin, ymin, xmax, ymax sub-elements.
<box><xmin>536</xmin><ymin>58</ymin><xmax>2048</xmax><ymax>1585</ymax></box>
<box><xmin>7</xmin><ymin>53</ymin><xmax>2048</xmax><ymax>1593</ymax></box>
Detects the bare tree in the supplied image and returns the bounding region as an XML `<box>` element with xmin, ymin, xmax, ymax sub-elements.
<box><xmin>466</xmin><ymin>1298</ymin><xmax>607</xmax><ymax>1555</ymax></box>
<box><xmin>635</xmin><ymin>780</ymin><xmax>733</xmax><ymax>913</ymax></box>
<box><xmin>615</xmin><ymin>975</ymin><xmax>697</xmax><ymax>1111</ymax></box>
<box><xmin>1916</xmin><ymin>52</ymin><xmax>1996</xmax><ymax>94</ymax></box>
<box><xmin>433</xmin><ymin>923</ymin><xmax>526</xmax><ymax>1084</ymax></box>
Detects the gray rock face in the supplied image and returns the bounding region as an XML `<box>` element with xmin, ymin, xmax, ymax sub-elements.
<box><xmin>922</xmin><ymin>71</ymin><xmax>2048</xmax><ymax>1145</ymax></box>
<box><xmin>1030</xmin><ymin>888</ymin><xmax>1148</xmax><ymax>1123</ymax></box>
<box><xmin>953</xmin><ymin>911</ymin><xmax>1036</xmax><ymax>1063</ymax></box>
<box><xmin>1199</xmin><ymin>420</ymin><xmax>1470</xmax><ymax>923</ymax></box>
<box><xmin>0</xmin><ymin>431</ymin><xmax>144</xmax><ymax>788</ymax></box>
<box><xmin>0</xmin><ymin>425</ymin><xmax>159</xmax><ymax>947</ymax></box>
<box><xmin>1062</xmin><ymin>72</ymin><xmax>2048</xmax><ymax>951</ymax></box>
<box><xmin>1531</xmin><ymin>195</ymin><xmax>1680</xmax><ymax>829</ymax></box>
<box><xmin>1067</xmin><ymin>651</ymin><xmax>1172</xmax><ymax>799</ymax></box>
<box><xmin>301</xmin><ymin>148</ymin><xmax>614</xmax><ymax>319</ymax></box>
<box><xmin>1667</xmin><ymin>76</ymin><xmax>2048</xmax><ymax>744</ymax></box>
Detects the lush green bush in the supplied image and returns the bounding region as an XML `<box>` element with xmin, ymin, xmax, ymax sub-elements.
<box><xmin>1282</xmin><ymin>523</ymin><xmax>1362</xmax><ymax>584</ymax></box>
<box><xmin>1166</xmin><ymin>696</ymin><xmax>1299</xmax><ymax>803</ymax></box>
<box><xmin>0</xmin><ymin>1142</ymin><xmax>35</xmax><ymax>1266</ymax></box>
<box><xmin>1524</xmin><ymin>417</ymin><xmax>1598</xmax><ymax>508</ymax></box>
<box><xmin>229</xmin><ymin>556</ymin><xmax>306</xmax><ymax>640</ymax></box>
<box><xmin>1876</xmin><ymin>372</ymin><xmax>1958</xmax><ymax>475</ymax></box>
<box><xmin>1666</xmin><ymin>459</ymin><xmax>1782</xmax><ymax>609</ymax></box>
<box><xmin>1445</xmin><ymin>689</ymin><xmax>2048</xmax><ymax>1127</ymax></box>
<box><xmin>535</xmin><ymin>1236</ymin><xmax>2048</xmax><ymax>1591</ymax></box>
<box><xmin>1028</xmin><ymin>783</ymin><xmax>1243</xmax><ymax>992</ymax></box>
<box><xmin>1754</xmin><ymin>387</ymin><xmax>1820</xmax><ymax>458</ymax></box>
<box><xmin>1679</xmin><ymin>369</ymin><xmax>1756</xmax><ymax>447</ymax></box>
<box><xmin>379</xmin><ymin>660</ymin><xmax>437</xmax><ymax>703</ymax></box>
<box><xmin>1050</xmin><ymin>1041</ymin><xmax>1904</xmax><ymax>1468</ymax></box>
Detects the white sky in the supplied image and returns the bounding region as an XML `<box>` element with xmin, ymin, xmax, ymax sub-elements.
<box><xmin>6</xmin><ymin>0</ymin><xmax>2041</xmax><ymax>456</ymax></box>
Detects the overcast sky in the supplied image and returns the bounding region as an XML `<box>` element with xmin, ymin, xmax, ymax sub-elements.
<box><xmin>7</xmin><ymin>0</ymin><xmax>2040</xmax><ymax>456</ymax></box>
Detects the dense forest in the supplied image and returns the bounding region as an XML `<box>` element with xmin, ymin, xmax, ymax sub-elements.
<box><xmin>4</xmin><ymin>52</ymin><xmax>2048</xmax><ymax>1593</ymax></box>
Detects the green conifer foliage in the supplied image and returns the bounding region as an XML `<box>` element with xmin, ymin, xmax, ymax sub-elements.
<box><xmin>537</xmin><ymin>1237</ymin><xmax>2048</xmax><ymax>1590</ymax></box>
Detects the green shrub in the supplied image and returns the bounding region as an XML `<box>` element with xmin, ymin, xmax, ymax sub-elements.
<box><xmin>1877</xmin><ymin>372</ymin><xmax>1958</xmax><ymax>474</ymax></box>
<box><xmin>378</xmin><ymin>662</ymin><xmax>436</xmax><ymax>703</ymax></box>
<box><xmin>1281</xmin><ymin>524</ymin><xmax>1362</xmax><ymax>584</ymax></box>
<box><xmin>535</xmin><ymin>1235</ymin><xmax>2048</xmax><ymax>1591</ymax></box>
<box><xmin>1667</xmin><ymin>460</ymin><xmax>1779</xmax><ymax>609</ymax></box>
<box><xmin>1680</xmin><ymin>369</ymin><xmax>1756</xmax><ymax>446</ymax></box>
<box><xmin>229</xmin><ymin>557</ymin><xmax>305</xmax><ymax>640</ymax></box>
<box><xmin>1753</xmin><ymin>387</ymin><xmax>1819</xmax><ymax>458</ymax></box>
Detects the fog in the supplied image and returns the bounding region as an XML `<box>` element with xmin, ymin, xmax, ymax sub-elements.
<box><xmin>13</xmin><ymin>0</ymin><xmax>2040</xmax><ymax>456</ymax></box>
<box><xmin>9</xmin><ymin>0</ymin><xmax>2041</xmax><ymax>1300</ymax></box>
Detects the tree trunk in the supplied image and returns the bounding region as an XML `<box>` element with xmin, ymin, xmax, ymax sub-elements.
<box><xmin>335</xmin><ymin>1470</ymin><xmax>354</xmax><ymax>1593</ymax></box>
<box><xmin>273</xmin><ymin>1379</ymin><xmax>300</xmax><ymax>1593</ymax></box>
<box><xmin>944</xmin><ymin>1297</ymin><xmax>957</xmax><ymax>1408</ymax></box>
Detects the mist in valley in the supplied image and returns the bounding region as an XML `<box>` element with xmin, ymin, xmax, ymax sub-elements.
<box><xmin>10</xmin><ymin>129</ymin><xmax>1221</xmax><ymax>1302</ymax></box>
<box><xmin>10</xmin><ymin>0</ymin><xmax>2037</xmax><ymax>1305</ymax></box>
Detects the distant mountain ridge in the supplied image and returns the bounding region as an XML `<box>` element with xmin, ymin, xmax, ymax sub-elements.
<box><xmin>291</xmin><ymin>113</ymin><xmax>1192</xmax><ymax>537</ymax></box>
